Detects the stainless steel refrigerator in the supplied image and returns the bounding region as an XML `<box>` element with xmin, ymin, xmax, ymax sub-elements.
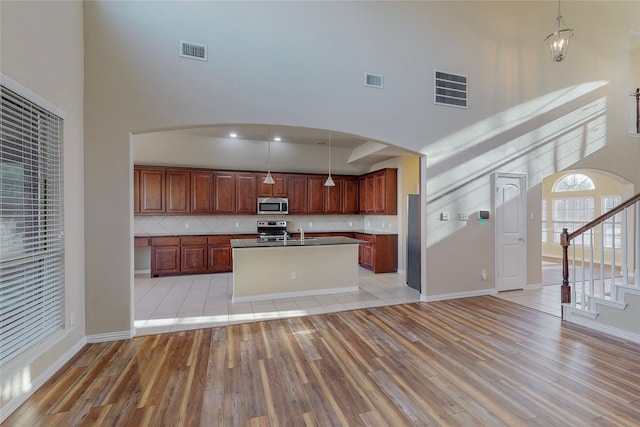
<box><xmin>407</xmin><ymin>194</ymin><xmax>420</xmax><ymax>290</ymax></box>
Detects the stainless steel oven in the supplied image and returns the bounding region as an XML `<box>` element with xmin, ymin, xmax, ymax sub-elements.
<box><xmin>257</xmin><ymin>220</ymin><xmax>288</xmax><ymax>242</ymax></box>
<box><xmin>257</xmin><ymin>197</ymin><xmax>288</xmax><ymax>215</ymax></box>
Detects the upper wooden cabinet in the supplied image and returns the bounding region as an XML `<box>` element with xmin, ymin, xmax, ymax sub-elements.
<box><xmin>307</xmin><ymin>175</ymin><xmax>326</xmax><ymax>214</ymax></box>
<box><xmin>166</xmin><ymin>169</ymin><xmax>191</xmax><ymax>214</ymax></box>
<box><xmin>257</xmin><ymin>173</ymin><xmax>287</xmax><ymax>198</ymax></box>
<box><xmin>191</xmin><ymin>170</ymin><xmax>214</xmax><ymax>213</ymax></box>
<box><xmin>359</xmin><ymin>168</ymin><xmax>397</xmax><ymax>215</ymax></box>
<box><xmin>342</xmin><ymin>177</ymin><xmax>359</xmax><ymax>214</ymax></box>
<box><xmin>138</xmin><ymin>167</ymin><xmax>165</xmax><ymax>215</ymax></box>
<box><xmin>324</xmin><ymin>176</ymin><xmax>344</xmax><ymax>214</ymax></box>
<box><xmin>236</xmin><ymin>172</ymin><xmax>257</xmax><ymax>214</ymax></box>
<box><xmin>214</xmin><ymin>171</ymin><xmax>235</xmax><ymax>213</ymax></box>
<box><xmin>287</xmin><ymin>175</ymin><xmax>308</xmax><ymax>214</ymax></box>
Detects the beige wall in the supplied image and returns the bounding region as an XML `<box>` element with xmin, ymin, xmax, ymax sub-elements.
<box><xmin>0</xmin><ymin>0</ymin><xmax>85</xmax><ymax>414</ymax></box>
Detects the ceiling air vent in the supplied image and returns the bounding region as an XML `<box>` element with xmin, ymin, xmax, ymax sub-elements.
<box><xmin>180</xmin><ymin>41</ymin><xmax>207</xmax><ymax>61</ymax></box>
<box><xmin>364</xmin><ymin>73</ymin><xmax>384</xmax><ymax>89</ymax></box>
<box><xmin>434</xmin><ymin>70</ymin><xmax>467</xmax><ymax>108</ymax></box>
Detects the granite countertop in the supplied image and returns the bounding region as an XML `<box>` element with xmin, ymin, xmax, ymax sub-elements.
<box><xmin>230</xmin><ymin>236</ymin><xmax>366</xmax><ymax>248</ymax></box>
<box><xmin>135</xmin><ymin>230</ymin><xmax>397</xmax><ymax>238</ymax></box>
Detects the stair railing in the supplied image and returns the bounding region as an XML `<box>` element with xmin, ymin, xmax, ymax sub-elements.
<box><xmin>561</xmin><ymin>193</ymin><xmax>640</xmax><ymax>317</ymax></box>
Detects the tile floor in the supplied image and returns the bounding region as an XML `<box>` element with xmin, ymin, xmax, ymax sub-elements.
<box><xmin>134</xmin><ymin>267</ymin><xmax>422</xmax><ymax>336</ymax></box>
<box><xmin>135</xmin><ymin>263</ymin><xmax>565</xmax><ymax>336</ymax></box>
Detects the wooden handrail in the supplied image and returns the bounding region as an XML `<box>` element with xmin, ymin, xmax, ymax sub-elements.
<box><xmin>567</xmin><ymin>192</ymin><xmax>640</xmax><ymax>241</ymax></box>
<box><xmin>560</xmin><ymin>192</ymin><xmax>640</xmax><ymax>314</ymax></box>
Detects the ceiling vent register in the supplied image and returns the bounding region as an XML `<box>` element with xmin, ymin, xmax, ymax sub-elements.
<box><xmin>180</xmin><ymin>41</ymin><xmax>208</xmax><ymax>61</ymax></box>
<box><xmin>434</xmin><ymin>70</ymin><xmax>467</xmax><ymax>108</ymax></box>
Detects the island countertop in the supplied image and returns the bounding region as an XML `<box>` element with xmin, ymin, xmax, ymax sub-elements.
<box><xmin>230</xmin><ymin>236</ymin><xmax>366</xmax><ymax>249</ymax></box>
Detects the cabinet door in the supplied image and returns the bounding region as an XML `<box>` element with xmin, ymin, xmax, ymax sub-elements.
<box><xmin>214</xmin><ymin>171</ymin><xmax>236</xmax><ymax>213</ymax></box>
<box><xmin>358</xmin><ymin>177</ymin><xmax>367</xmax><ymax>214</ymax></box>
<box><xmin>166</xmin><ymin>169</ymin><xmax>191</xmax><ymax>214</ymax></box>
<box><xmin>287</xmin><ymin>175</ymin><xmax>307</xmax><ymax>213</ymax></box>
<box><xmin>139</xmin><ymin>168</ymin><xmax>165</xmax><ymax>214</ymax></box>
<box><xmin>133</xmin><ymin>168</ymin><xmax>140</xmax><ymax>214</ymax></box>
<box><xmin>342</xmin><ymin>177</ymin><xmax>359</xmax><ymax>214</ymax></box>
<box><xmin>307</xmin><ymin>175</ymin><xmax>325</xmax><ymax>213</ymax></box>
<box><xmin>152</xmin><ymin>247</ymin><xmax>180</xmax><ymax>276</ymax></box>
<box><xmin>257</xmin><ymin>173</ymin><xmax>287</xmax><ymax>197</ymax></box>
<box><xmin>373</xmin><ymin>172</ymin><xmax>386</xmax><ymax>214</ymax></box>
<box><xmin>209</xmin><ymin>246</ymin><xmax>232</xmax><ymax>273</ymax></box>
<box><xmin>236</xmin><ymin>172</ymin><xmax>257</xmax><ymax>214</ymax></box>
<box><xmin>191</xmin><ymin>170</ymin><xmax>214</xmax><ymax>213</ymax></box>
<box><xmin>324</xmin><ymin>176</ymin><xmax>343</xmax><ymax>214</ymax></box>
<box><xmin>181</xmin><ymin>245</ymin><xmax>208</xmax><ymax>273</ymax></box>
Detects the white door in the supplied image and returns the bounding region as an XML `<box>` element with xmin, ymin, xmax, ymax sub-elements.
<box><xmin>495</xmin><ymin>173</ymin><xmax>527</xmax><ymax>291</ymax></box>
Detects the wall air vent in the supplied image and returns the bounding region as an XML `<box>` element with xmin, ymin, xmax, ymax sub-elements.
<box><xmin>364</xmin><ymin>73</ymin><xmax>384</xmax><ymax>89</ymax></box>
<box><xmin>180</xmin><ymin>41</ymin><xmax>208</xmax><ymax>61</ymax></box>
<box><xmin>434</xmin><ymin>70</ymin><xmax>467</xmax><ymax>108</ymax></box>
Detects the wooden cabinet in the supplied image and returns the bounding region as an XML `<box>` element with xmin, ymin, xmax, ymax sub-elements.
<box><xmin>236</xmin><ymin>172</ymin><xmax>257</xmax><ymax>214</ymax></box>
<box><xmin>133</xmin><ymin>168</ymin><xmax>140</xmax><ymax>214</ymax></box>
<box><xmin>342</xmin><ymin>177</ymin><xmax>359</xmax><ymax>214</ymax></box>
<box><xmin>166</xmin><ymin>169</ymin><xmax>191</xmax><ymax>214</ymax></box>
<box><xmin>151</xmin><ymin>237</ymin><xmax>180</xmax><ymax>276</ymax></box>
<box><xmin>208</xmin><ymin>236</ymin><xmax>233</xmax><ymax>273</ymax></box>
<box><xmin>287</xmin><ymin>175</ymin><xmax>308</xmax><ymax>214</ymax></box>
<box><xmin>180</xmin><ymin>236</ymin><xmax>208</xmax><ymax>274</ymax></box>
<box><xmin>307</xmin><ymin>176</ymin><xmax>326</xmax><ymax>214</ymax></box>
<box><xmin>355</xmin><ymin>233</ymin><xmax>398</xmax><ymax>273</ymax></box>
<box><xmin>359</xmin><ymin>168</ymin><xmax>397</xmax><ymax>215</ymax></box>
<box><xmin>138</xmin><ymin>167</ymin><xmax>165</xmax><ymax>214</ymax></box>
<box><xmin>257</xmin><ymin>173</ymin><xmax>287</xmax><ymax>197</ymax></box>
<box><xmin>214</xmin><ymin>171</ymin><xmax>235</xmax><ymax>213</ymax></box>
<box><xmin>325</xmin><ymin>176</ymin><xmax>343</xmax><ymax>214</ymax></box>
<box><xmin>191</xmin><ymin>170</ymin><xmax>214</xmax><ymax>213</ymax></box>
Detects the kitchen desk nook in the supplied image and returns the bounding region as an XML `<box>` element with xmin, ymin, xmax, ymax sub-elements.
<box><xmin>230</xmin><ymin>236</ymin><xmax>365</xmax><ymax>302</ymax></box>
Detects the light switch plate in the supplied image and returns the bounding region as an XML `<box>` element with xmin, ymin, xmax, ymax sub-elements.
<box><xmin>440</xmin><ymin>212</ymin><xmax>449</xmax><ymax>221</ymax></box>
<box><xmin>458</xmin><ymin>212</ymin><xmax>469</xmax><ymax>221</ymax></box>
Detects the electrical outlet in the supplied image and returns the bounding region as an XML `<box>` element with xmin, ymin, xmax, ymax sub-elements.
<box><xmin>440</xmin><ymin>212</ymin><xmax>449</xmax><ymax>221</ymax></box>
<box><xmin>348</xmin><ymin>222</ymin><xmax>353</xmax><ymax>227</ymax></box>
<box><xmin>184</xmin><ymin>223</ymin><xmax>189</xmax><ymax>229</ymax></box>
<box><xmin>70</xmin><ymin>311</ymin><xmax>75</xmax><ymax>326</ymax></box>
<box><xmin>291</xmin><ymin>272</ymin><xmax>297</xmax><ymax>279</ymax></box>
<box><xmin>309</xmin><ymin>222</ymin><xmax>313</xmax><ymax>228</ymax></box>
<box><xmin>458</xmin><ymin>212</ymin><xmax>469</xmax><ymax>221</ymax></box>
<box><xmin>235</xmin><ymin>222</ymin><xmax>240</xmax><ymax>228</ymax></box>
<box><xmin>481</xmin><ymin>270</ymin><xmax>487</xmax><ymax>280</ymax></box>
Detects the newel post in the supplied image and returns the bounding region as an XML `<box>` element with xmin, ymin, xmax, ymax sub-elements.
<box><xmin>560</xmin><ymin>228</ymin><xmax>571</xmax><ymax>317</ymax></box>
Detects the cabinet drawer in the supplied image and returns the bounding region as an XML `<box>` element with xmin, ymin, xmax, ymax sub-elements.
<box><xmin>152</xmin><ymin>237</ymin><xmax>180</xmax><ymax>246</ymax></box>
<box><xmin>181</xmin><ymin>236</ymin><xmax>208</xmax><ymax>246</ymax></box>
<box><xmin>208</xmin><ymin>236</ymin><xmax>232</xmax><ymax>245</ymax></box>
<box><xmin>134</xmin><ymin>237</ymin><xmax>150</xmax><ymax>247</ymax></box>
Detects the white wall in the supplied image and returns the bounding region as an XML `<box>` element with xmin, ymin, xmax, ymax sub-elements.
<box><xmin>0</xmin><ymin>0</ymin><xmax>85</xmax><ymax>416</ymax></box>
<box><xmin>81</xmin><ymin>1</ymin><xmax>640</xmax><ymax>336</ymax></box>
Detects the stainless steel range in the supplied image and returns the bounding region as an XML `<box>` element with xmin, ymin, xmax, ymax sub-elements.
<box><xmin>257</xmin><ymin>220</ymin><xmax>288</xmax><ymax>242</ymax></box>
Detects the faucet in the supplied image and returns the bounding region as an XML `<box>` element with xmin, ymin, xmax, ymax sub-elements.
<box><xmin>283</xmin><ymin>231</ymin><xmax>288</xmax><ymax>243</ymax></box>
<box><xmin>298</xmin><ymin>226</ymin><xmax>304</xmax><ymax>242</ymax></box>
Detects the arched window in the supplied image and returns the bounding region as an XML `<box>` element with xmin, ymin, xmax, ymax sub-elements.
<box><xmin>553</xmin><ymin>173</ymin><xmax>595</xmax><ymax>192</ymax></box>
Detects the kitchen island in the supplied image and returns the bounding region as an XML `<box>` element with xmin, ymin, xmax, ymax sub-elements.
<box><xmin>230</xmin><ymin>236</ymin><xmax>365</xmax><ymax>302</ymax></box>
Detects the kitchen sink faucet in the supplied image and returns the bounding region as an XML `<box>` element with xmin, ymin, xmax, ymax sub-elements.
<box><xmin>298</xmin><ymin>226</ymin><xmax>304</xmax><ymax>242</ymax></box>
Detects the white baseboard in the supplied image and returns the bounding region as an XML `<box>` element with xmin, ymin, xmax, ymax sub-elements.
<box><xmin>135</xmin><ymin>269</ymin><xmax>151</xmax><ymax>275</ymax></box>
<box><xmin>423</xmin><ymin>288</ymin><xmax>495</xmax><ymax>302</ymax></box>
<box><xmin>0</xmin><ymin>337</ymin><xmax>87</xmax><ymax>423</ymax></box>
<box><xmin>86</xmin><ymin>328</ymin><xmax>137</xmax><ymax>343</ymax></box>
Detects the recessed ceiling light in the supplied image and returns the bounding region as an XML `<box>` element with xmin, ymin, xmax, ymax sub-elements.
<box><xmin>273</xmin><ymin>136</ymin><xmax>282</xmax><ymax>142</ymax></box>
<box><xmin>229</xmin><ymin>132</ymin><xmax>238</xmax><ymax>138</ymax></box>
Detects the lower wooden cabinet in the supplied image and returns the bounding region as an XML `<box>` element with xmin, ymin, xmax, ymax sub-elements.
<box><xmin>208</xmin><ymin>236</ymin><xmax>233</xmax><ymax>273</ymax></box>
<box><xmin>355</xmin><ymin>233</ymin><xmax>398</xmax><ymax>273</ymax></box>
<box><xmin>181</xmin><ymin>236</ymin><xmax>208</xmax><ymax>274</ymax></box>
<box><xmin>151</xmin><ymin>237</ymin><xmax>181</xmax><ymax>276</ymax></box>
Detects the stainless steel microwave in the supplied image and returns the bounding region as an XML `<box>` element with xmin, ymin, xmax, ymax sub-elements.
<box><xmin>257</xmin><ymin>197</ymin><xmax>289</xmax><ymax>215</ymax></box>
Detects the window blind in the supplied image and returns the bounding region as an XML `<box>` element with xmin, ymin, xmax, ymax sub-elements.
<box><xmin>0</xmin><ymin>85</ymin><xmax>65</xmax><ymax>366</ymax></box>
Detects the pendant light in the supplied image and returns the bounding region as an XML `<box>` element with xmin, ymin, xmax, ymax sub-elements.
<box><xmin>324</xmin><ymin>132</ymin><xmax>335</xmax><ymax>187</ymax></box>
<box><xmin>544</xmin><ymin>0</ymin><xmax>574</xmax><ymax>62</ymax></box>
<box><xmin>263</xmin><ymin>128</ymin><xmax>275</xmax><ymax>185</ymax></box>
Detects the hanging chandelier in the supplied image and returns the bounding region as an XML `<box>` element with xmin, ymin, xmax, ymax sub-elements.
<box><xmin>544</xmin><ymin>0</ymin><xmax>574</xmax><ymax>62</ymax></box>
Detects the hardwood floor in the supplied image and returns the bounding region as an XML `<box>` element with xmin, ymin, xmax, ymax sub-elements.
<box><xmin>5</xmin><ymin>296</ymin><xmax>640</xmax><ymax>426</ymax></box>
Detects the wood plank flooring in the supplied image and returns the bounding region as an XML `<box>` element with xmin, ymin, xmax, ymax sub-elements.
<box><xmin>5</xmin><ymin>296</ymin><xmax>640</xmax><ymax>426</ymax></box>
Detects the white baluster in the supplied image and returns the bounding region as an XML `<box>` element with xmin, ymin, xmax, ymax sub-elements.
<box><xmin>635</xmin><ymin>201</ymin><xmax>640</xmax><ymax>287</ymax></box>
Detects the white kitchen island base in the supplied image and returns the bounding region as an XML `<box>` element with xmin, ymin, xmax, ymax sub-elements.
<box><xmin>231</xmin><ymin>242</ymin><xmax>360</xmax><ymax>302</ymax></box>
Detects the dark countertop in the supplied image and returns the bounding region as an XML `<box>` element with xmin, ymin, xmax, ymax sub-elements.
<box><xmin>230</xmin><ymin>236</ymin><xmax>366</xmax><ymax>248</ymax></box>
<box><xmin>135</xmin><ymin>230</ymin><xmax>397</xmax><ymax>238</ymax></box>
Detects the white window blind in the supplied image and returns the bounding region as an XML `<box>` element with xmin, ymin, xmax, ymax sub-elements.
<box><xmin>1</xmin><ymin>84</ymin><xmax>65</xmax><ymax>366</ymax></box>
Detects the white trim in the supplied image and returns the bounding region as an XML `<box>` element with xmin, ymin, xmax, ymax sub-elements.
<box><xmin>423</xmin><ymin>288</ymin><xmax>495</xmax><ymax>302</ymax></box>
<box><xmin>564</xmin><ymin>310</ymin><xmax>640</xmax><ymax>344</ymax></box>
<box><xmin>0</xmin><ymin>72</ymin><xmax>65</xmax><ymax>118</ymax></box>
<box><xmin>86</xmin><ymin>329</ymin><xmax>137</xmax><ymax>343</ymax></box>
<box><xmin>135</xmin><ymin>269</ymin><xmax>151</xmax><ymax>275</ymax></box>
<box><xmin>232</xmin><ymin>286</ymin><xmax>359</xmax><ymax>303</ymax></box>
<box><xmin>0</xmin><ymin>336</ymin><xmax>86</xmax><ymax>423</ymax></box>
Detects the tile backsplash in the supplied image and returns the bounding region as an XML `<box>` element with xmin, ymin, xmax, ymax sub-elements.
<box><xmin>134</xmin><ymin>215</ymin><xmax>398</xmax><ymax>235</ymax></box>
